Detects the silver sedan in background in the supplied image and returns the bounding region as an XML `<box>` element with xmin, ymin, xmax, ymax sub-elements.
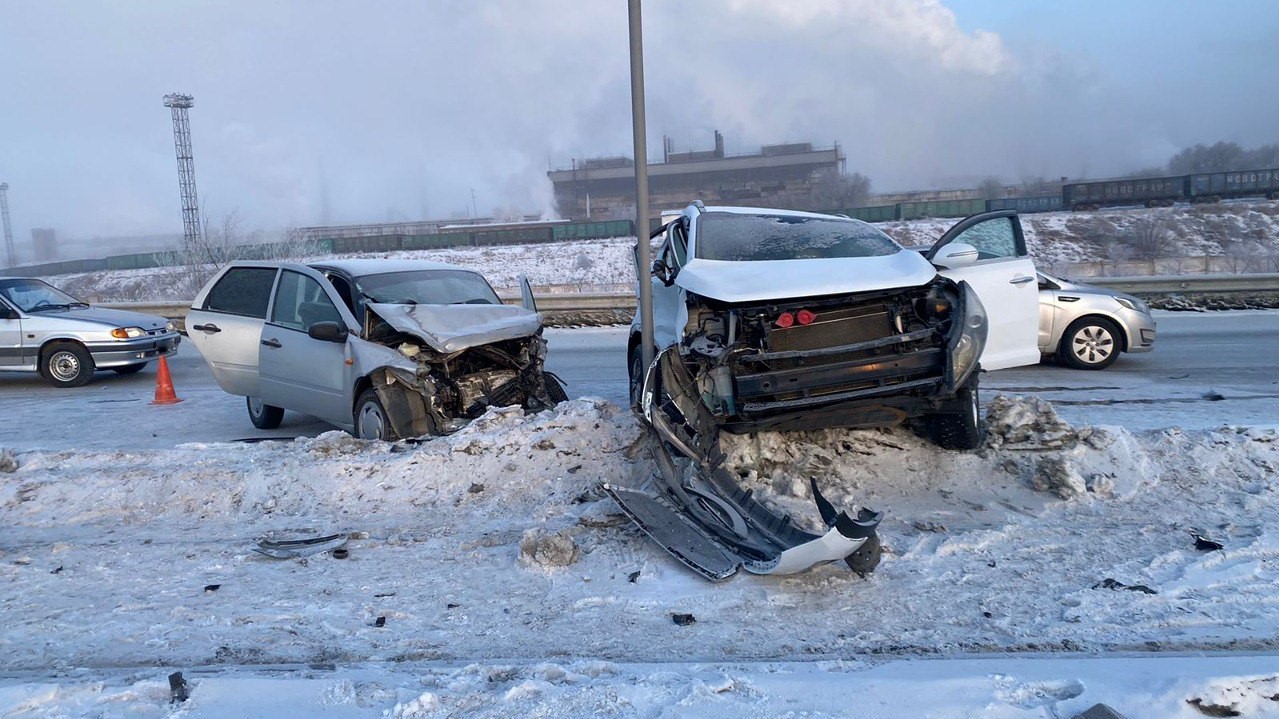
<box><xmin>0</xmin><ymin>276</ymin><xmax>180</xmax><ymax>387</ymax></box>
<box><xmin>1038</xmin><ymin>271</ymin><xmax>1156</xmax><ymax>370</ymax></box>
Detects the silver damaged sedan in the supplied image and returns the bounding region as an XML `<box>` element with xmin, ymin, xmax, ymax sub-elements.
<box><xmin>1038</xmin><ymin>271</ymin><xmax>1156</xmax><ymax>370</ymax></box>
<box><xmin>0</xmin><ymin>277</ymin><xmax>181</xmax><ymax>387</ymax></box>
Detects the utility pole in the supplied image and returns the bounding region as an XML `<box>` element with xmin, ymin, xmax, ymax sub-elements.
<box><xmin>470</xmin><ymin>188</ymin><xmax>479</xmax><ymax>219</ymax></box>
<box><xmin>163</xmin><ymin>93</ymin><xmax>202</xmax><ymax>251</ymax></box>
<box><xmin>629</xmin><ymin>0</ymin><xmax>654</xmax><ymax>368</ymax></box>
<box><xmin>0</xmin><ymin>183</ymin><xmax>14</xmax><ymax>268</ymax></box>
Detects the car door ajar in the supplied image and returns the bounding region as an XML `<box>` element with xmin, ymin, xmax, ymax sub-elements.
<box><xmin>0</xmin><ymin>298</ymin><xmax>23</xmax><ymax>369</ymax></box>
<box><xmin>650</xmin><ymin>219</ymin><xmax>689</xmax><ymax>349</ymax></box>
<box><xmin>927</xmin><ymin>211</ymin><xmax>1040</xmax><ymax>371</ymax></box>
<box><xmin>258</xmin><ymin>267</ymin><xmax>356</xmax><ymax>426</ymax></box>
<box><xmin>186</xmin><ymin>266</ymin><xmax>280</xmax><ymax>396</ymax></box>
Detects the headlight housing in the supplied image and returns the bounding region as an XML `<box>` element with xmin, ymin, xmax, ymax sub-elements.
<box><xmin>165</xmin><ymin>320</ymin><xmax>177</xmax><ymax>333</ymax></box>
<box><xmin>949</xmin><ymin>283</ymin><xmax>988</xmax><ymax>388</ymax></box>
<box><xmin>1116</xmin><ymin>296</ymin><xmax>1150</xmax><ymax>314</ymax></box>
<box><xmin>110</xmin><ymin>326</ymin><xmax>146</xmax><ymax>339</ymax></box>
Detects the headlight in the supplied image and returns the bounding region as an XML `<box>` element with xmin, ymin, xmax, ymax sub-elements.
<box><xmin>1116</xmin><ymin>296</ymin><xmax>1150</xmax><ymax>314</ymax></box>
<box><xmin>949</xmin><ymin>284</ymin><xmax>988</xmax><ymax>387</ymax></box>
<box><xmin>110</xmin><ymin>327</ymin><xmax>146</xmax><ymax>339</ymax></box>
<box><xmin>165</xmin><ymin>320</ymin><xmax>177</xmax><ymax>333</ymax></box>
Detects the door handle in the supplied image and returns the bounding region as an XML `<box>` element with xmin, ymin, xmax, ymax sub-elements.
<box><xmin>260</xmin><ymin>338</ymin><xmax>282</xmax><ymax>349</ymax></box>
<box><xmin>191</xmin><ymin>323</ymin><xmax>221</xmax><ymax>333</ymax></box>
<box><xmin>1009</xmin><ymin>276</ymin><xmax>1036</xmax><ymax>285</ymax></box>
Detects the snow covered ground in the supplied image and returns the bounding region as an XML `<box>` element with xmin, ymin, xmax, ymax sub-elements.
<box><xmin>3</xmin><ymin>392</ymin><xmax>1279</xmax><ymax>716</ymax></box>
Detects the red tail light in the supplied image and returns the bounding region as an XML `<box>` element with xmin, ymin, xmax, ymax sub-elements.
<box><xmin>796</xmin><ymin>309</ymin><xmax>816</xmax><ymax>326</ymax></box>
<box><xmin>776</xmin><ymin>312</ymin><xmax>795</xmax><ymax>328</ymax></box>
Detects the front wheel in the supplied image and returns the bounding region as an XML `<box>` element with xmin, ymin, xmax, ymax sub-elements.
<box><xmin>627</xmin><ymin>343</ymin><xmax>644</xmax><ymax>411</ymax></box>
<box><xmin>354</xmin><ymin>388</ymin><xmax>398</xmax><ymax>441</ymax></box>
<box><xmin>1058</xmin><ymin>316</ymin><xmax>1121</xmax><ymax>370</ymax></box>
<box><xmin>41</xmin><ymin>342</ymin><xmax>95</xmax><ymax>388</ymax></box>
<box><xmin>246</xmin><ymin>396</ymin><xmax>284</xmax><ymax>429</ymax></box>
<box><xmin>930</xmin><ymin>378</ymin><xmax>984</xmax><ymax>450</ymax></box>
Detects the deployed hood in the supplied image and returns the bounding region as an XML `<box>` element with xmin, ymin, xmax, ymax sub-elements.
<box><xmin>34</xmin><ymin>305</ymin><xmax>171</xmax><ymax>332</ymax></box>
<box><xmin>673</xmin><ymin>249</ymin><xmax>939</xmax><ymax>304</ymax></box>
<box><xmin>367</xmin><ymin>302</ymin><xmax>542</xmax><ymax>353</ymax></box>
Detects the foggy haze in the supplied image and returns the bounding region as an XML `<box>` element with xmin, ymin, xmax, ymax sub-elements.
<box><xmin>1</xmin><ymin>0</ymin><xmax>1277</xmax><ymax>249</ymax></box>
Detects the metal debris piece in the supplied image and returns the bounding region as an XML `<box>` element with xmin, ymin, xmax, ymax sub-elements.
<box><xmin>253</xmin><ymin>533</ymin><xmax>348</xmax><ymax>559</ymax></box>
<box><xmin>1093</xmin><ymin>578</ymin><xmax>1157</xmax><ymax>595</ymax></box>
<box><xmin>168</xmin><ymin>672</ymin><xmax>189</xmax><ymax>703</ymax></box>
<box><xmin>671</xmin><ymin>613</ymin><xmax>696</xmax><ymax>626</ymax></box>
<box><xmin>1190</xmin><ymin>531</ymin><xmax>1224</xmax><ymax>552</ymax></box>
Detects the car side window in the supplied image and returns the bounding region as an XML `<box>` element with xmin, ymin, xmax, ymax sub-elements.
<box><xmin>670</xmin><ymin>221</ymin><xmax>689</xmax><ymax>266</ymax></box>
<box><xmin>951</xmin><ymin>217</ymin><xmax>1020</xmax><ymax>260</ymax></box>
<box><xmin>270</xmin><ymin>271</ymin><xmax>342</xmax><ymax>332</ymax></box>
<box><xmin>204</xmin><ymin>267</ymin><xmax>277</xmax><ymax>318</ymax></box>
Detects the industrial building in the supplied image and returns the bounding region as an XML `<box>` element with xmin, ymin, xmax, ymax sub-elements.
<box><xmin>548</xmin><ymin>131</ymin><xmax>845</xmax><ymax>221</ymax></box>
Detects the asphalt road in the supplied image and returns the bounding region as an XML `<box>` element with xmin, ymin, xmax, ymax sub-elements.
<box><xmin>1</xmin><ymin>311</ymin><xmax>1276</xmax><ymax>451</ymax></box>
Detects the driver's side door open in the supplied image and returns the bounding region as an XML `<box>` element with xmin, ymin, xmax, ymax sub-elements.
<box><xmin>928</xmin><ymin>211</ymin><xmax>1040</xmax><ymax>370</ymax></box>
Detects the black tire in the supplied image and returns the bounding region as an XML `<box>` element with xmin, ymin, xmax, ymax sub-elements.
<box><xmin>354</xmin><ymin>388</ymin><xmax>398</xmax><ymax>441</ymax></box>
<box><xmin>844</xmin><ymin>532</ymin><xmax>882</xmax><ymax>577</ymax></box>
<box><xmin>112</xmin><ymin>362</ymin><xmax>148</xmax><ymax>375</ymax></box>
<box><xmin>627</xmin><ymin>343</ymin><xmax>644</xmax><ymax>411</ymax></box>
<box><xmin>246</xmin><ymin>396</ymin><xmax>285</xmax><ymax>430</ymax></box>
<box><xmin>544</xmin><ymin>373</ymin><xmax>569</xmax><ymax>404</ymax></box>
<box><xmin>1058</xmin><ymin>316</ymin><xmax>1122</xmax><ymax>370</ymax></box>
<box><xmin>930</xmin><ymin>378</ymin><xmax>984</xmax><ymax>450</ymax></box>
<box><xmin>40</xmin><ymin>342</ymin><xmax>95</xmax><ymax>388</ymax></box>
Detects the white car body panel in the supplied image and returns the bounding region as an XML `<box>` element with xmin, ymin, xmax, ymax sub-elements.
<box><xmin>671</xmin><ymin>251</ymin><xmax>938</xmax><ymax>305</ymax></box>
<box><xmin>940</xmin><ymin>257</ymin><xmax>1041</xmax><ymax>370</ymax></box>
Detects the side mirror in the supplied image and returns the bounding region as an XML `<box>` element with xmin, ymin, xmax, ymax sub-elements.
<box><xmin>1</xmin><ymin>307</ymin><xmax>18</xmax><ymax>320</ymax></box>
<box><xmin>931</xmin><ymin>242</ymin><xmax>979</xmax><ymax>270</ymax></box>
<box><xmin>307</xmin><ymin>321</ymin><xmax>349</xmax><ymax>343</ymax></box>
<box><xmin>651</xmin><ymin>258</ymin><xmax>676</xmax><ymax>286</ymax></box>
<box><xmin>518</xmin><ymin>274</ymin><xmax>538</xmax><ymax>313</ymax></box>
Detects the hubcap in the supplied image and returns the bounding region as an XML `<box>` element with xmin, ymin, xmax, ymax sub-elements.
<box><xmin>49</xmin><ymin>351</ymin><xmax>81</xmax><ymax>381</ymax></box>
<box><xmin>248</xmin><ymin>397</ymin><xmax>264</xmax><ymax>417</ymax></box>
<box><xmin>357</xmin><ymin>402</ymin><xmax>386</xmax><ymax>440</ymax></box>
<box><xmin>1072</xmin><ymin>325</ymin><xmax>1114</xmax><ymax>364</ymax></box>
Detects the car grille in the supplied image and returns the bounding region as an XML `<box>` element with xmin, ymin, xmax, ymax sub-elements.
<box><xmin>767</xmin><ymin>303</ymin><xmax>894</xmax><ymax>353</ymax></box>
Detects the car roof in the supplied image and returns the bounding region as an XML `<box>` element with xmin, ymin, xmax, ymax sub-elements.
<box><xmin>307</xmin><ymin>258</ymin><xmax>476</xmax><ymax>277</ymax></box>
<box><xmin>697</xmin><ymin>205</ymin><xmax>855</xmax><ymax>221</ymax></box>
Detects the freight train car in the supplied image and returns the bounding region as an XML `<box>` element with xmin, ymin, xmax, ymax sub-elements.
<box><xmin>1187</xmin><ymin>169</ymin><xmax>1279</xmax><ymax>202</ymax></box>
<box><xmin>986</xmin><ymin>195</ymin><xmax>1063</xmax><ymax>214</ymax></box>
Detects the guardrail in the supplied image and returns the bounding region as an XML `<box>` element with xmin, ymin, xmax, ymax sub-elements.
<box><xmin>101</xmin><ymin>273</ymin><xmax>1279</xmax><ymax>328</ymax></box>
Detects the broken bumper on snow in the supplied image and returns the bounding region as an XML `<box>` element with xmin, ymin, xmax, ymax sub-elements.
<box><xmin>604</xmin><ymin>348</ymin><xmax>883</xmax><ymax>581</ymax></box>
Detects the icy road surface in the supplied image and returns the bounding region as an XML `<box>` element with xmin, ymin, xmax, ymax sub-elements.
<box><xmin>0</xmin><ymin>310</ymin><xmax>1277</xmax><ymax>451</ymax></box>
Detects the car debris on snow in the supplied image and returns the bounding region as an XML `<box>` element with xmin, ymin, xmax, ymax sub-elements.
<box><xmin>1092</xmin><ymin>578</ymin><xmax>1158</xmax><ymax>595</ymax></box>
<box><xmin>253</xmin><ymin>533</ymin><xmax>349</xmax><ymax>559</ymax></box>
<box><xmin>1191</xmin><ymin>531</ymin><xmax>1225</xmax><ymax>551</ymax></box>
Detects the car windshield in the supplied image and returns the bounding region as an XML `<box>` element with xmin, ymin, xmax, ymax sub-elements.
<box><xmin>694</xmin><ymin>212</ymin><xmax>901</xmax><ymax>261</ymax></box>
<box><xmin>354</xmin><ymin>270</ymin><xmax>501</xmax><ymax>306</ymax></box>
<box><xmin>0</xmin><ymin>278</ymin><xmax>87</xmax><ymax>312</ymax></box>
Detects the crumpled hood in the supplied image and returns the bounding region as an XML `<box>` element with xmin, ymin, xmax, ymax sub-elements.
<box><xmin>673</xmin><ymin>249</ymin><xmax>939</xmax><ymax>304</ymax></box>
<box><xmin>367</xmin><ymin>302</ymin><xmax>542</xmax><ymax>353</ymax></box>
<box><xmin>41</xmin><ymin>305</ymin><xmax>171</xmax><ymax>331</ymax></box>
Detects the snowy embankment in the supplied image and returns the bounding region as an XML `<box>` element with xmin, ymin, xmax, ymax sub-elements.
<box><xmin>46</xmin><ymin>200</ymin><xmax>1279</xmax><ymax>303</ymax></box>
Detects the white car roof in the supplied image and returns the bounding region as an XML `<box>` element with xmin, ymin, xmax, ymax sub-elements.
<box><xmin>696</xmin><ymin>205</ymin><xmax>854</xmax><ymax>221</ymax></box>
<box><xmin>308</xmin><ymin>258</ymin><xmax>477</xmax><ymax>277</ymax></box>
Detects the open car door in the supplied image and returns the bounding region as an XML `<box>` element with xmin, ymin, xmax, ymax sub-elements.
<box><xmin>186</xmin><ymin>265</ymin><xmax>280</xmax><ymax>397</ymax></box>
<box><xmin>926</xmin><ymin>211</ymin><xmax>1039</xmax><ymax>370</ymax></box>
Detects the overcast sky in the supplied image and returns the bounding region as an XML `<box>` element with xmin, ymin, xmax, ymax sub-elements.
<box><xmin>1</xmin><ymin>0</ymin><xmax>1277</xmax><ymax>246</ymax></box>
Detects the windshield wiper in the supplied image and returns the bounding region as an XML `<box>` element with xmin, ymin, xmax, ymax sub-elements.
<box><xmin>29</xmin><ymin>303</ymin><xmax>73</xmax><ymax>312</ymax></box>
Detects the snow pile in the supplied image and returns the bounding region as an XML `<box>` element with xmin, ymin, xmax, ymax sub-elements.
<box><xmin>3</xmin><ymin>397</ymin><xmax>1279</xmax><ymax>676</ymax></box>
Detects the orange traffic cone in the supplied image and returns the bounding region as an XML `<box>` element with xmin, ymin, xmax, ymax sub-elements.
<box><xmin>150</xmin><ymin>355</ymin><xmax>182</xmax><ymax>405</ymax></box>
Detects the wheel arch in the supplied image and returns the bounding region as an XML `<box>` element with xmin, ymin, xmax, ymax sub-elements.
<box><xmin>1056</xmin><ymin>312</ymin><xmax>1129</xmax><ymax>354</ymax></box>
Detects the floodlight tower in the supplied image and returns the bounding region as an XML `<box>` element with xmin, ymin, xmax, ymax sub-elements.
<box><xmin>163</xmin><ymin>93</ymin><xmax>202</xmax><ymax>247</ymax></box>
<box><xmin>0</xmin><ymin>183</ymin><xmax>14</xmax><ymax>268</ymax></box>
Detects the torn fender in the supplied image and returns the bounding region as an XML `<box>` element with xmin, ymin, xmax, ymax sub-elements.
<box><xmin>366</xmin><ymin>302</ymin><xmax>543</xmax><ymax>354</ymax></box>
<box><xmin>605</xmin><ymin>347</ymin><xmax>883</xmax><ymax>581</ymax></box>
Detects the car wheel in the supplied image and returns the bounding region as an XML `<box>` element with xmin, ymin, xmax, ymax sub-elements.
<box><xmin>628</xmin><ymin>343</ymin><xmax>644</xmax><ymax>411</ymax></box>
<box><xmin>246</xmin><ymin>396</ymin><xmax>284</xmax><ymax>429</ymax></box>
<box><xmin>930</xmin><ymin>378</ymin><xmax>984</xmax><ymax>450</ymax></box>
<box><xmin>112</xmin><ymin>362</ymin><xmax>148</xmax><ymax>375</ymax></box>
<box><xmin>1059</xmin><ymin>317</ymin><xmax>1121</xmax><ymax>370</ymax></box>
<box><xmin>41</xmin><ymin>342</ymin><xmax>95</xmax><ymax>388</ymax></box>
<box><xmin>354</xmin><ymin>388</ymin><xmax>398</xmax><ymax>441</ymax></box>
<box><xmin>544</xmin><ymin>373</ymin><xmax>569</xmax><ymax>404</ymax></box>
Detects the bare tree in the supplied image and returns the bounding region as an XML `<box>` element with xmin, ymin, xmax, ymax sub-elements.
<box><xmin>1102</xmin><ymin>241</ymin><xmax>1134</xmax><ymax>276</ymax></box>
<box><xmin>1125</xmin><ymin>218</ymin><xmax>1175</xmax><ymax>261</ymax></box>
<box><xmin>166</xmin><ymin>211</ymin><xmax>309</xmax><ymax>297</ymax></box>
<box><xmin>809</xmin><ymin>168</ymin><xmax>872</xmax><ymax>211</ymax></box>
<box><xmin>977</xmin><ymin>177</ymin><xmax>1004</xmax><ymax>200</ymax></box>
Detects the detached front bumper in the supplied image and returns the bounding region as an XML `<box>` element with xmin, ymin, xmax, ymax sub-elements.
<box><xmin>84</xmin><ymin>333</ymin><xmax>181</xmax><ymax>368</ymax></box>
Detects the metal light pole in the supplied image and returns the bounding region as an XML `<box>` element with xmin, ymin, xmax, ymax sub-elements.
<box><xmin>629</xmin><ymin>0</ymin><xmax>654</xmax><ymax>368</ymax></box>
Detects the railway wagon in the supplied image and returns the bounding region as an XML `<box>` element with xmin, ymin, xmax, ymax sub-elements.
<box><xmin>1063</xmin><ymin>176</ymin><xmax>1188</xmax><ymax>210</ymax></box>
<box><xmin>897</xmin><ymin>198</ymin><xmax>986</xmax><ymax>220</ymax></box>
<box><xmin>986</xmin><ymin>195</ymin><xmax>1063</xmax><ymax>214</ymax></box>
<box><xmin>1188</xmin><ymin>170</ymin><xmax>1279</xmax><ymax>201</ymax></box>
<box><xmin>842</xmin><ymin>204</ymin><xmax>898</xmax><ymax>222</ymax></box>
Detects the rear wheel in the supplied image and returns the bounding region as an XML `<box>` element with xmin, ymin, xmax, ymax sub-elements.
<box><xmin>112</xmin><ymin>362</ymin><xmax>148</xmax><ymax>375</ymax></box>
<box><xmin>1059</xmin><ymin>316</ymin><xmax>1121</xmax><ymax>370</ymax></box>
<box><xmin>354</xmin><ymin>388</ymin><xmax>398</xmax><ymax>441</ymax></box>
<box><xmin>246</xmin><ymin>396</ymin><xmax>284</xmax><ymax>429</ymax></box>
<box><xmin>41</xmin><ymin>342</ymin><xmax>94</xmax><ymax>388</ymax></box>
<box><xmin>930</xmin><ymin>378</ymin><xmax>984</xmax><ymax>450</ymax></box>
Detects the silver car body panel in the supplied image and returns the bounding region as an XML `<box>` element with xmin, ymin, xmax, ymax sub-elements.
<box><xmin>0</xmin><ymin>278</ymin><xmax>180</xmax><ymax>373</ymax></box>
<box><xmin>1037</xmin><ymin>272</ymin><xmax>1156</xmax><ymax>355</ymax></box>
<box><xmin>365</xmin><ymin>302</ymin><xmax>543</xmax><ymax>354</ymax></box>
